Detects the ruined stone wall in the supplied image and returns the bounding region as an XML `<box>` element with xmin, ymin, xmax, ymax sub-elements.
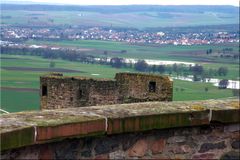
<box><xmin>40</xmin><ymin>76</ymin><xmax>78</xmax><ymax>109</ymax></box>
<box><xmin>40</xmin><ymin>73</ymin><xmax>173</xmax><ymax>109</ymax></box>
<box><xmin>116</xmin><ymin>73</ymin><xmax>173</xmax><ymax>102</ymax></box>
<box><xmin>87</xmin><ymin>80</ymin><xmax>120</xmax><ymax>106</ymax></box>
<box><xmin>40</xmin><ymin>76</ymin><xmax>119</xmax><ymax>109</ymax></box>
<box><xmin>2</xmin><ymin>123</ymin><xmax>239</xmax><ymax>159</ymax></box>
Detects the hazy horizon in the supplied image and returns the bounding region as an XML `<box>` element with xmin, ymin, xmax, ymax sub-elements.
<box><xmin>1</xmin><ymin>0</ymin><xmax>239</xmax><ymax>6</ymax></box>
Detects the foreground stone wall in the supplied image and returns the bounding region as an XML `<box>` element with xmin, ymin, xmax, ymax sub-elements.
<box><xmin>1</xmin><ymin>99</ymin><xmax>239</xmax><ymax>159</ymax></box>
<box><xmin>1</xmin><ymin>124</ymin><xmax>239</xmax><ymax>159</ymax></box>
<box><xmin>40</xmin><ymin>73</ymin><xmax>172</xmax><ymax>109</ymax></box>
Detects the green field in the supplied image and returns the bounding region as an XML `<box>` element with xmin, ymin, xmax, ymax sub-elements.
<box><xmin>1</xmin><ymin>10</ymin><xmax>239</xmax><ymax>29</ymax></box>
<box><xmin>173</xmin><ymin>80</ymin><xmax>234</xmax><ymax>101</ymax></box>
<box><xmin>0</xmin><ymin>90</ymin><xmax>39</xmax><ymax>113</ymax></box>
<box><xmin>27</xmin><ymin>39</ymin><xmax>240</xmax><ymax>80</ymax></box>
<box><xmin>27</xmin><ymin>39</ymin><xmax>239</xmax><ymax>61</ymax></box>
<box><xmin>1</xmin><ymin>55</ymin><xmax>136</xmax><ymax>88</ymax></box>
<box><xmin>0</xmin><ymin>54</ymin><xmax>237</xmax><ymax>113</ymax></box>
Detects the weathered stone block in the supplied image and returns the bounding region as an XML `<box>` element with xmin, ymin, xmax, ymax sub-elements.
<box><xmin>199</xmin><ymin>141</ymin><xmax>226</xmax><ymax>153</ymax></box>
<box><xmin>109</xmin><ymin>150</ymin><xmax>125</xmax><ymax>159</ymax></box>
<box><xmin>167</xmin><ymin>136</ymin><xmax>186</xmax><ymax>143</ymax></box>
<box><xmin>39</xmin><ymin>145</ymin><xmax>54</xmax><ymax>160</ymax></box>
<box><xmin>54</xmin><ymin>139</ymin><xmax>79</xmax><ymax>160</ymax></box>
<box><xmin>169</xmin><ymin>144</ymin><xmax>192</xmax><ymax>154</ymax></box>
<box><xmin>128</xmin><ymin>139</ymin><xmax>148</xmax><ymax>157</ymax></box>
<box><xmin>94</xmin><ymin>154</ymin><xmax>109</xmax><ymax>159</ymax></box>
<box><xmin>81</xmin><ymin>150</ymin><xmax>92</xmax><ymax>158</ymax></box>
<box><xmin>80</xmin><ymin>139</ymin><xmax>93</xmax><ymax>158</ymax></box>
<box><xmin>224</xmin><ymin>124</ymin><xmax>240</xmax><ymax>132</ymax></box>
<box><xmin>231</xmin><ymin>140</ymin><xmax>240</xmax><ymax>149</ymax></box>
<box><xmin>192</xmin><ymin>153</ymin><xmax>215</xmax><ymax>159</ymax></box>
<box><xmin>231</xmin><ymin>131</ymin><xmax>240</xmax><ymax>140</ymax></box>
<box><xmin>151</xmin><ymin>138</ymin><xmax>166</xmax><ymax>154</ymax></box>
<box><xmin>220</xmin><ymin>151</ymin><xmax>240</xmax><ymax>160</ymax></box>
<box><xmin>94</xmin><ymin>137</ymin><xmax>120</xmax><ymax>155</ymax></box>
<box><xmin>122</xmin><ymin>134</ymin><xmax>140</xmax><ymax>151</ymax></box>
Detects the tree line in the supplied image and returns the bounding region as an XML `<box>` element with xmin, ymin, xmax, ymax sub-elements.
<box><xmin>206</xmin><ymin>48</ymin><xmax>239</xmax><ymax>59</ymax></box>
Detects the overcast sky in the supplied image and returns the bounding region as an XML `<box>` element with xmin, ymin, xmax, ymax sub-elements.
<box><xmin>3</xmin><ymin>0</ymin><xmax>239</xmax><ymax>6</ymax></box>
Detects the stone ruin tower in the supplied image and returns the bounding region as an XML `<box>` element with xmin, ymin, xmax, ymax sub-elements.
<box><xmin>40</xmin><ymin>73</ymin><xmax>173</xmax><ymax>109</ymax></box>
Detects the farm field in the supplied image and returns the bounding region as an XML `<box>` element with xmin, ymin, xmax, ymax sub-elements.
<box><xmin>1</xmin><ymin>10</ymin><xmax>239</xmax><ymax>29</ymax></box>
<box><xmin>0</xmin><ymin>54</ymin><xmax>237</xmax><ymax>113</ymax></box>
<box><xmin>27</xmin><ymin>39</ymin><xmax>240</xmax><ymax>80</ymax></box>
<box><xmin>27</xmin><ymin>40</ymin><xmax>239</xmax><ymax>60</ymax></box>
<box><xmin>0</xmin><ymin>89</ymin><xmax>39</xmax><ymax>113</ymax></box>
<box><xmin>0</xmin><ymin>55</ymin><xmax>136</xmax><ymax>88</ymax></box>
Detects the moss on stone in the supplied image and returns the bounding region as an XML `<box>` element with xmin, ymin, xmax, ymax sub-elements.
<box><xmin>230</xmin><ymin>101</ymin><xmax>240</xmax><ymax>109</ymax></box>
<box><xmin>26</xmin><ymin>115</ymin><xmax>101</xmax><ymax>127</ymax></box>
<box><xmin>190</xmin><ymin>105</ymin><xmax>206</xmax><ymax>111</ymax></box>
<box><xmin>1</xmin><ymin>127</ymin><xmax>35</xmax><ymax>151</ymax></box>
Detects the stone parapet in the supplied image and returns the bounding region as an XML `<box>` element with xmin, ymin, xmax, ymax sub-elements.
<box><xmin>1</xmin><ymin>99</ymin><xmax>239</xmax><ymax>151</ymax></box>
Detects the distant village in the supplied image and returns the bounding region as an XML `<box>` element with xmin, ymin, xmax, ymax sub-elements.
<box><xmin>1</xmin><ymin>26</ymin><xmax>239</xmax><ymax>46</ymax></box>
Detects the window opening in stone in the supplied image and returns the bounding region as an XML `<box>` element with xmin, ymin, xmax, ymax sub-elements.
<box><xmin>79</xmin><ymin>89</ymin><xmax>83</xmax><ymax>98</ymax></box>
<box><xmin>42</xmin><ymin>85</ymin><xmax>47</xmax><ymax>96</ymax></box>
<box><xmin>149</xmin><ymin>81</ymin><xmax>156</xmax><ymax>92</ymax></box>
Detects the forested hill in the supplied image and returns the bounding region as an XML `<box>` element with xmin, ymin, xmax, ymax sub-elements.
<box><xmin>1</xmin><ymin>4</ymin><xmax>238</xmax><ymax>14</ymax></box>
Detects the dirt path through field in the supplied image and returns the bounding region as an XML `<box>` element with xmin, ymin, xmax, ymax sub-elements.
<box><xmin>0</xmin><ymin>87</ymin><xmax>39</xmax><ymax>92</ymax></box>
<box><xmin>1</xmin><ymin>67</ymin><xmax>85</xmax><ymax>73</ymax></box>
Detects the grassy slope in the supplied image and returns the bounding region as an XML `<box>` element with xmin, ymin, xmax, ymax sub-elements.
<box><xmin>1</xmin><ymin>10</ymin><xmax>239</xmax><ymax>28</ymax></box>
